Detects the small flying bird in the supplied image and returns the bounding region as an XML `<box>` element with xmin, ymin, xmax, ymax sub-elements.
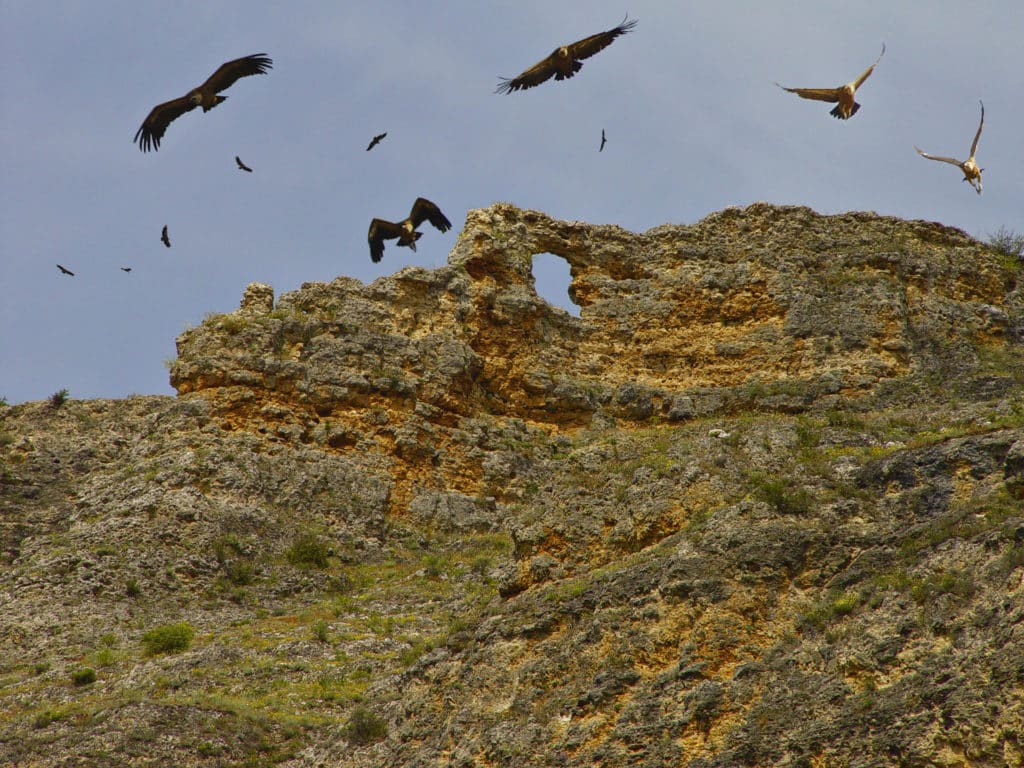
<box><xmin>366</xmin><ymin>132</ymin><xmax>387</xmax><ymax>151</ymax></box>
<box><xmin>120</xmin><ymin>267</ymin><xmax>132</xmax><ymax>272</ymax></box>
<box><xmin>775</xmin><ymin>43</ymin><xmax>885</xmax><ymax>120</ymax></box>
<box><xmin>600</xmin><ymin>129</ymin><xmax>607</xmax><ymax>152</ymax></box>
<box><xmin>496</xmin><ymin>15</ymin><xmax>638</xmax><ymax>94</ymax></box>
<box><xmin>368</xmin><ymin>198</ymin><xmax>452</xmax><ymax>263</ymax></box>
<box><xmin>914</xmin><ymin>100</ymin><xmax>985</xmax><ymax>195</ymax></box>
<box><xmin>235</xmin><ymin>155</ymin><xmax>253</xmax><ymax>172</ymax></box>
<box><xmin>161</xmin><ymin>225</ymin><xmax>171</xmax><ymax>248</ymax></box>
<box><xmin>57</xmin><ymin>264</ymin><xmax>75</xmax><ymax>276</ymax></box>
<box><xmin>134</xmin><ymin>53</ymin><xmax>273</xmax><ymax>152</ymax></box>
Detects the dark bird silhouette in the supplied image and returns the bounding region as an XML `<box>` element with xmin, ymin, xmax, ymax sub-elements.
<box><xmin>57</xmin><ymin>264</ymin><xmax>74</xmax><ymax>276</ymax></box>
<box><xmin>121</xmin><ymin>267</ymin><xmax>132</xmax><ymax>272</ymax></box>
<box><xmin>366</xmin><ymin>132</ymin><xmax>387</xmax><ymax>151</ymax></box>
<box><xmin>235</xmin><ymin>155</ymin><xmax>253</xmax><ymax>172</ymax></box>
<box><xmin>161</xmin><ymin>225</ymin><xmax>171</xmax><ymax>248</ymax></box>
<box><xmin>914</xmin><ymin>100</ymin><xmax>985</xmax><ymax>194</ymax></box>
<box><xmin>368</xmin><ymin>198</ymin><xmax>452</xmax><ymax>263</ymax></box>
<box><xmin>134</xmin><ymin>54</ymin><xmax>273</xmax><ymax>152</ymax></box>
<box><xmin>496</xmin><ymin>15</ymin><xmax>637</xmax><ymax>94</ymax></box>
<box><xmin>775</xmin><ymin>43</ymin><xmax>885</xmax><ymax>120</ymax></box>
<box><xmin>600</xmin><ymin>129</ymin><xmax>607</xmax><ymax>151</ymax></box>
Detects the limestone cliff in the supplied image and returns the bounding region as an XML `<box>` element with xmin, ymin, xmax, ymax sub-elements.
<box><xmin>2</xmin><ymin>204</ymin><xmax>1022</xmax><ymax>767</ymax></box>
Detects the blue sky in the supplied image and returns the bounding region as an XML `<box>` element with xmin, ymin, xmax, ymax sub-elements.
<box><xmin>2</xmin><ymin>1</ymin><xmax>1022</xmax><ymax>404</ymax></box>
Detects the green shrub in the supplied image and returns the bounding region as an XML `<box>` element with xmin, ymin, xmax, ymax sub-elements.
<box><xmin>48</xmin><ymin>389</ymin><xmax>70</xmax><ymax>409</ymax></box>
<box><xmin>344</xmin><ymin>705</ymin><xmax>387</xmax><ymax>745</ymax></box>
<box><xmin>312</xmin><ymin>620</ymin><xmax>330</xmax><ymax>644</ymax></box>
<box><xmin>70</xmin><ymin>667</ymin><xmax>96</xmax><ymax>686</ymax></box>
<box><xmin>141</xmin><ymin>622</ymin><xmax>194</xmax><ymax>655</ymax></box>
<box><xmin>125</xmin><ymin>579</ymin><xmax>141</xmax><ymax>598</ymax></box>
<box><xmin>752</xmin><ymin>475</ymin><xmax>813</xmax><ymax>515</ymax></box>
<box><xmin>286</xmin><ymin>533</ymin><xmax>330</xmax><ymax>569</ymax></box>
<box><xmin>987</xmin><ymin>227</ymin><xmax>1024</xmax><ymax>261</ymax></box>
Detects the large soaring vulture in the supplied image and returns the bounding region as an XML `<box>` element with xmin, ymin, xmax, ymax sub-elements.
<box><xmin>368</xmin><ymin>198</ymin><xmax>452</xmax><ymax>263</ymax></box>
<box><xmin>496</xmin><ymin>15</ymin><xmax>637</xmax><ymax>94</ymax></box>
<box><xmin>134</xmin><ymin>54</ymin><xmax>273</xmax><ymax>152</ymax></box>
<box><xmin>161</xmin><ymin>225</ymin><xmax>171</xmax><ymax>248</ymax></box>
<box><xmin>914</xmin><ymin>101</ymin><xmax>985</xmax><ymax>194</ymax></box>
<box><xmin>57</xmin><ymin>264</ymin><xmax>75</xmax><ymax>276</ymax></box>
<box><xmin>366</xmin><ymin>132</ymin><xmax>387</xmax><ymax>151</ymax></box>
<box><xmin>775</xmin><ymin>44</ymin><xmax>885</xmax><ymax>120</ymax></box>
<box><xmin>235</xmin><ymin>155</ymin><xmax>253</xmax><ymax>172</ymax></box>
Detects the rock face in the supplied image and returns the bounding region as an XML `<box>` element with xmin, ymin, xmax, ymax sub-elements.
<box><xmin>2</xmin><ymin>204</ymin><xmax>1023</xmax><ymax>767</ymax></box>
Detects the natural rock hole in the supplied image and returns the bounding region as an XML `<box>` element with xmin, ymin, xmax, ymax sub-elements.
<box><xmin>531</xmin><ymin>252</ymin><xmax>580</xmax><ymax>317</ymax></box>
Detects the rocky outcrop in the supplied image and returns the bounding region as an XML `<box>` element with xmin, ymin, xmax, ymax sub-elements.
<box><xmin>2</xmin><ymin>204</ymin><xmax>1022</xmax><ymax>767</ymax></box>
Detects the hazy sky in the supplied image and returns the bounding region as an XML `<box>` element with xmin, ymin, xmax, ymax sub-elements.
<box><xmin>2</xmin><ymin>1</ymin><xmax>1021</xmax><ymax>405</ymax></box>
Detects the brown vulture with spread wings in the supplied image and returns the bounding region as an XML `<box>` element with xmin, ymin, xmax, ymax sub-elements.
<box><xmin>368</xmin><ymin>198</ymin><xmax>452</xmax><ymax>263</ymax></box>
<box><xmin>235</xmin><ymin>155</ymin><xmax>253</xmax><ymax>172</ymax></box>
<box><xmin>775</xmin><ymin>44</ymin><xmax>885</xmax><ymax>120</ymax></box>
<box><xmin>134</xmin><ymin>54</ymin><xmax>273</xmax><ymax>152</ymax></box>
<box><xmin>496</xmin><ymin>15</ymin><xmax>637</xmax><ymax>94</ymax></box>
<box><xmin>914</xmin><ymin>100</ymin><xmax>985</xmax><ymax>194</ymax></box>
<box><xmin>161</xmin><ymin>225</ymin><xmax>171</xmax><ymax>248</ymax></box>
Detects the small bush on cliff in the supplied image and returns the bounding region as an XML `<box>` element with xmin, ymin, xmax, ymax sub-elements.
<box><xmin>987</xmin><ymin>227</ymin><xmax>1024</xmax><ymax>262</ymax></box>
<box><xmin>141</xmin><ymin>622</ymin><xmax>194</xmax><ymax>655</ymax></box>
<box><xmin>70</xmin><ymin>667</ymin><xmax>96</xmax><ymax>686</ymax></box>
<box><xmin>344</xmin><ymin>705</ymin><xmax>387</xmax><ymax>745</ymax></box>
<box><xmin>48</xmin><ymin>389</ymin><xmax>69</xmax><ymax>409</ymax></box>
<box><xmin>286</xmin><ymin>532</ymin><xmax>330</xmax><ymax>569</ymax></box>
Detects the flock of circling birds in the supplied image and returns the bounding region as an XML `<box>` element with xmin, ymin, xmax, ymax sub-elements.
<box><xmin>55</xmin><ymin>15</ymin><xmax>990</xmax><ymax>280</ymax></box>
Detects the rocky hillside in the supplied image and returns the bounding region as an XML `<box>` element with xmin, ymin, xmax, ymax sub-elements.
<box><xmin>2</xmin><ymin>203</ymin><xmax>1022</xmax><ymax>767</ymax></box>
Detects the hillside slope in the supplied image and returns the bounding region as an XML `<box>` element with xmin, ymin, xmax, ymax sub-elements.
<box><xmin>2</xmin><ymin>203</ymin><xmax>1022</xmax><ymax>767</ymax></box>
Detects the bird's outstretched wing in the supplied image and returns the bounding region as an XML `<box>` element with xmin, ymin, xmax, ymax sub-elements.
<box><xmin>201</xmin><ymin>54</ymin><xmax>273</xmax><ymax>94</ymax></box>
<box><xmin>774</xmin><ymin>84</ymin><xmax>841</xmax><ymax>103</ymax></box>
<box><xmin>235</xmin><ymin>155</ymin><xmax>253</xmax><ymax>172</ymax></box>
<box><xmin>368</xmin><ymin>218</ymin><xmax>406</xmax><ymax>263</ymax></box>
<box><xmin>409</xmin><ymin>198</ymin><xmax>452</xmax><ymax>232</ymax></box>
<box><xmin>57</xmin><ymin>264</ymin><xmax>75</xmax><ymax>276</ymax></box>
<box><xmin>568</xmin><ymin>15</ymin><xmax>637</xmax><ymax>61</ymax></box>
<box><xmin>496</xmin><ymin>55</ymin><xmax>562</xmax><ymax>94</ymax></box>
<box><xmin>134</xmin><ymin>95</ymin><xmax>197</xmax><ymax>152</ymax></box>
<box><xmin>970</xmin><ymin>101</ymin><xmax>984</xmax><ymax>158</ymax></box>
<box><xmin>161</xmin><ymin>225</ymin><xmax>171</xmax><ymax>247</ymax></box>
<box><xmin>852</xmin><ymin>43</ymin><xmax>885</xmax><ymax>89</ymax></box>
<box><xmin>914</xmin><ymin>146</ymin><xmax>962</xmax><ymax>167</ymax></box>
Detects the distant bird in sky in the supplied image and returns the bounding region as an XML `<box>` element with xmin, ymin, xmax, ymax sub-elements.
<box><xmin>56</xmin><ymin>264</ymin><xmax>74</xmax><ymax>276</ymax></box>
<box><xmin>134</xmin><ymin>53</ymin><xmax>273</xmax><ymax>152</ymax></box>
<box><xmin>914</xmin><ymin>101</ymin><xmax>985</xmax><ymax>195</ymax></box>
<box><xmin>120</xmin><ymin>267</ymin><xmax>132</xmax><ymax>272</ymax></box>
<box><xmin>496</xmin><ymin>15</ymin><xmax>638</xmax><ymax>94</ymax></box>
<box><xmin>366</xmin><ymin>132</ymin><xmax>387</xmax><ymax>151</ymax></box>
<box><xmin>235</xmin><ymin>155</ymin><xmax>253</xmax><ymax>172</ymax></box>
<box><xmin>775</xmin><ymin>43</ymin><xmax>885</xmax><ymax>120</ymax></box>
<box><xmin>600</xmin><ymin>129</ymin><xmax>607</xmax><ymax>152</ymax></box>
<box><xmin>368</xmin><ymin>198</ymin><xmax>452</xmax><ymax>263</ymax></box>
<box><xmin>161</xmin><ymin>225</ymin><xmax>171</xmax><ymax>248</ymax></box>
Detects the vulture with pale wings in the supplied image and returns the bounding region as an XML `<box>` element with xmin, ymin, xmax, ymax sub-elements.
<box><xmin>496</xmin><ymin>15</ymin><xmax>637</xmax><ymax>94</ymax></box>
<box><xmin>134</xmin><ymin>54</ymin><xmax>273</xmax><ymax>152</ymax></box>
<box><xmin>368</xmin><ymin>198</ymin><xmax>452</xmax><ymax>263</ymax></box>
<box><xmin>914</xmin><ymin>101</ymin><xmax>985</xmax><ymax>194</ymax></box>
<box><xmin>776</xmin><ymin>44</ymin><xmax>885</xmax><ymax>120</ymax></box>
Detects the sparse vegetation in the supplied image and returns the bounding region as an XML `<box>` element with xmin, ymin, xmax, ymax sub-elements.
<box><xmin>141</xmin><ymin>622</ymin><xmax>194</xmax><ymax>655</ymax></box>
<box><xmin>344</xmin><ymin>705</ymin><xmax>387</xmax><ymax>745</ymax></box>
<box><xmin>70</xmin><ymin>667</ymin><xmax>96</xmax><ymax>685</ymax></box>
<box><xmin>987</xmin><ymin>226</ymin><xmax>1024</xmax><ymax>261</ymax></box>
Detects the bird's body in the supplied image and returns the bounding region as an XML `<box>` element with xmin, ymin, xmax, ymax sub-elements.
<box><xmin>161</xmin><ymin>225</ymin><xmax>171</xmax><ymax>248</ymax></box>
<box><xmin>235</xmin><ymin>155</ymin><xmax>253</xmax><ymax>172</ymax></box>
<box><xmin>776</xmin><ymin>44</ymin><xmax>885</xmax><ymax>119</ymax></box>
<box><xmin>120</xmin><ymin>267</ymin><xmax>132</xmax><ymax>272</ymax></box>
<box><xmin>496</xmin><ymin>16</ymin><xmax>637</xmax><ymax>94</ymax></box>
<box><xmin>366</xmin><ymin>132</ymin><xmax>387</xmax><ymax>151</ymax></box>
<box><xmin>368</xmin><ymin>198</ymin><xmax>452</xmax><ymax>263</ymax></box>
<box><xmin>914</xmin><ymin>101</ymin><xmax>985</xmax><ymax>194</ymax></box>
<box><xmin>134</xmin><ymin>54</ymin><xmax>272</xmax><ymax>152</ymax></box>
<box><xmin>56</xmin><ymin>264</ymin><xmax>74</xmax><ymax>276</ymax></box>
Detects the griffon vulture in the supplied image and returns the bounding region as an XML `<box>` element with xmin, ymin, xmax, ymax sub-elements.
<box><xmin>235</xmin><ymin>155</ymin><xmax>253</xmax><ymax>172</ymax></box>
<box><xmin>368</xmin><ymin>198</ymin><xmax>452</xmax><ymax>263</ymax></box>
<box><xmin>600</xmin><ymin>129</ymin><xmax>607</xmax><ymax>152</ymax></box>
<box><xmin>775</xmin><ymin>44</ymin><xmax>885</xmax><ymax>120</ymax></box>
<box><xmin>161</xmin><ymin>225</ymin><xmax>171</xmax><ymax>248</ymax></box>
<box><xmin>914</xmin><ymin>101</ymin><xmax>985</xmax><ymax>194</ymax></box>
<box><xmin>134</xmin><ymin>54</ymin><xmax>273</xmax><ymax>152</ymax></box>
<box><xmin>366</xmin><ymin>133</ymin><xmax>387</xmax><ymax>151</ymax></box>
<box><xmin>57</xmin><ymin>264</ymin><xmax>75</xmax><ymax>276</ymax></box>
<box><xmin>121</xmin><ymin>267</ymin><xmax>132</xmax><ymax>272</ymax></box>
<box><xmin>496</xmin><ymin>15</ymin><xmax>637</xmax><ymax>94</ymax></box>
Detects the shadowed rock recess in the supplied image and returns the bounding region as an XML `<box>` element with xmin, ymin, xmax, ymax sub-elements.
<box><xmin>2</xmin><ymin>203</ymin><xmax>1022</xmax><ymax>767</ymax></box>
